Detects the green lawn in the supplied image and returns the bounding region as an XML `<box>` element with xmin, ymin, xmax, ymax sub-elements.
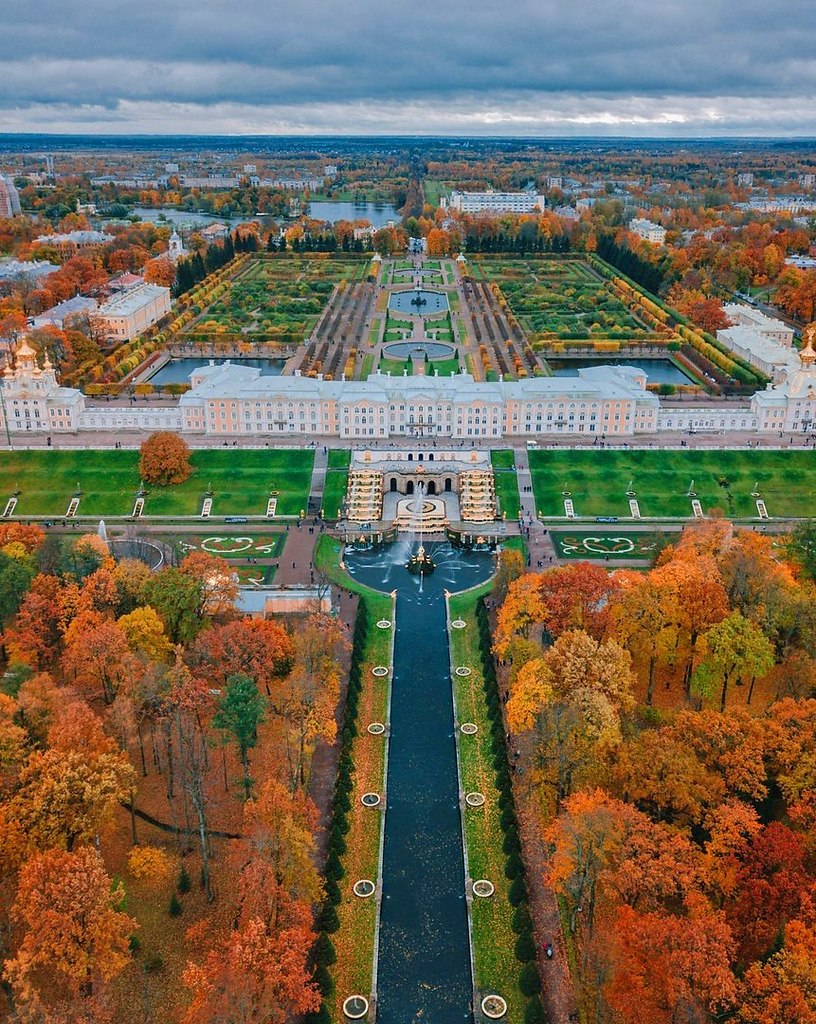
<box><xmin>0</xmin><ymin>449</ymin><xmax>314</xmax><ymax>518</ymax></box>
<box><xmin>448</xmin><ymin>590</ymin><xmax>524</xmax><ymax>1024</ymax></box>
<box><xmin>528</xmin><ymin>449</ymin><xmax>816</xmax><ymax>519</ymax></box>
<box><xmin>322</xmin><ymin>470</ymin><xmax>349</xmax><ymax>518</ymax></box>
<box><xmin>491</xmin><ymin>451</ymin><xmax>522</xmax><ymax>519</ymax></box>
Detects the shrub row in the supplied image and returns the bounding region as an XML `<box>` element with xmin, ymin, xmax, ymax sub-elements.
<box><xmin>307</xmin><ymin>598</ymin><xmax>372</xmax><ymax>1024</ymax></box>
<box><xmin>475</xmin><ymin>598</ymin><xmax>545</xmax><ymax>1024</ymax></box>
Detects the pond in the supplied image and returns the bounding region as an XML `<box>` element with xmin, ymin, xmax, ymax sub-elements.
<box><xmin>548</xmin><ymin>356</ymin><xmax>696</xmax><ymax>385</ymax></box>
<box><xmin>305</xmin><ymin>200</ymin><xmax>399</xmax><ymax>226</ymax></box>
<box><xmin>382</xmin><ymin>341</ymin><xmax>455</xmax><ymax>361</ymax></box>
<box><xmin>122</xmin><ymin>207</ymin><xmax>230</xmax><ymax>228</ymax></box>
<box><xmin>344</xmin><ymin>542</ymin><xmax>494</xmax><ymax>1023</ymax></box>
<box><xmin>147</xmin><ymin>357</ymin><xmax>286</xmax><ymax>385</ymax></box>
<box><xmin>111</xmin><ymin>200</ymin><xmax>400</xmax><ymax>231</ymax></box>
<box><xmin>388</xmin><ymin>290</ymin><xmax>450</xmax><ymax>316</ymax></box>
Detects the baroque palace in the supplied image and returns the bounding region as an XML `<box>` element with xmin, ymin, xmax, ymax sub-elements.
<box><xmin>1</xmin><ymin>331</ymin><xmax>816</xmax><ymax>440</ymax></box>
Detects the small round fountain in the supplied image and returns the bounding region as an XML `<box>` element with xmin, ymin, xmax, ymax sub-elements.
<box><xmin>406</xmin><ymin>544</ymin><xmax>436</xmax><ymax>575</ymax></box>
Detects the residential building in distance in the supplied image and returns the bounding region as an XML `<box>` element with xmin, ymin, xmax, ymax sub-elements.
<box><xmin>799</xmin><ymin>173</ymin><xmax>816</xmax><ymax>188</ymax></box>
<box><xmin>629</xmin><ymin>218</ymin><xmax>667</xmax><ymax>244</ymax></box>
<box><xmin>90</xmin><ymin>283</ymin><xmax>171</xmax><ymax>342</ymax></box>
<box><xmin>269</xmin><ymin>176</ymin><xmax>323</xmax><ymax>191</ymax></box>
<box><xmin>785</xmin><ymin>254</ymin><xmax>816</xmax><ymax>270</ymax></box>
<box><xmin>446</xmin><ymin>191</ymin><xmax>546</xmax><ymax>214</ymax></box>
<box><xmin>718</xmin><ymin>304</ymin><xmax>797</xmax><ymax>381</ymax></box>
<box><xmin>738</xmin><ymin>196</ymin><xmax>816</xmax><ymax>214</ymax></box>
<box><xmin>545</xmin><ymin>176</ymin><xmax>563</xmax><ymax>190</ymax></box>
<box><xmin>718</xmin><ymin>325</ymin><xmax>799</xmax><ymax>380</ymax></box>
<box><xmin>107</xmin><ymin>272</ymin><xmax>145</xmax><ymax>293</ymax></box>
<box><xmin>0</xmin><ymin>259</ymin><xmax>60</xmax><ymax>284</ymax></box>
<box><xmin>0</xmin><ymin>175</ymin><xmax>22</xmax><ymax>217</ymax></box>
<box><xmin>723</xmin><ymin>303</ymin><xmax>795</xmax><ymax>345</ymax></box>
<box><xmin>737</xmin><ymin>172</ymin><xmax>754</xmax><ymax>187</ymax></box>
<box><xmin>200</xmin><ymin>223</ymin><xmax>231</xmax><ymax>242</ymax></box>
<box><xmin>180</xmin><ymin>175</ymin><xmax>241</xmax><ymax>189</ymax></box>
<box><xmin>33</xmin><ymin>230</ymin><xmax>115</xmax><ymax>257</ymax></box>
<box><xmin>30</xmin><ymin>296</ymin><xmax>98</xmax><ymax>330</ymax></box>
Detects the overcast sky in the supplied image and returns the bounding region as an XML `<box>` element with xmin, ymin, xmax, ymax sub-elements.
<box><xmin>2</xmin><ymin>0</ymin><xmax>816</xmax><ymax>136</ymax></box>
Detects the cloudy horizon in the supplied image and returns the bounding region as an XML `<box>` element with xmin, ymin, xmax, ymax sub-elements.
<box><xmin>3</xmin><ymin>0</ymin><xmax>816</xmax><ymax>136</ymax></box>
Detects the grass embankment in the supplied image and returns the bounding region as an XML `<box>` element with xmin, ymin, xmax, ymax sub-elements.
<box><xmin>322</xmin><ymin>450</ymin><xmax>351</xmax><ymax>519</ymax></box>
<box><xmin>448</xmin><ymin>585</ymin><xmax>527</xmax><ymax>1024</ymax></box>
<box><xmin>528</xmin><ymin>449</ymin><xmax>816</xmax><ymax>519</ymax></box>
<box><xmin>491</xmin><ymin>450</ymin><xmax>522</xmax><ymax>519</ymax></box>
<box><xmin>313</xmin><ymin>536</ymin><xmax>393</xmax><ymax>1016</ymax></box>
<box><xmin>0</xmin><ymin>449</ymin><xmax>314</xmax><ymax>518</ymax></box>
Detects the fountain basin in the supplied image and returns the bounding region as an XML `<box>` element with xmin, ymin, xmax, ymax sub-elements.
<box><xmin>382</xmin><ymin>340</ymin><xmax>454</xmax><ymax>360</ymax></box>
<box><xmin>388</xmin><ymin>290</ymin><xmax>449</xmax><ymax>315</ymax></box>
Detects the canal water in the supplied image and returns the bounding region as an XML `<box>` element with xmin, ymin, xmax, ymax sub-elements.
<box><xmin>547</xmin><ymin>356</ymin><xmax>694</xmax><ymax>385</ymax></box>
<box><xmin>345</xmin><ymin>543</ymin><xmax>494</xmax><ymax>1023</ymax></box>
<box><xmin>147</xmin><ymin>356</ymin><xmax>285</xmax><ymax>385</ymax></box>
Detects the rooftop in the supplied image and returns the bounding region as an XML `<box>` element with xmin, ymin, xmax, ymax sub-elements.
<box><xmin>96</xmin><ymin>282</ymin><xmax>170</xmax><ymax>316</ymax></box>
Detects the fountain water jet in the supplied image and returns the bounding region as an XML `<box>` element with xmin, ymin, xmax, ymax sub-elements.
<box><xmin>406</xmin><ymin>483</ymin><xmax>436</xmax><ymax>583</ymax></box>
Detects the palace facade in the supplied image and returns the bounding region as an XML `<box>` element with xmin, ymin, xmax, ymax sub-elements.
<box><xmin>2</xmin><ymin>336</ymin><xmax>815</xmax><ymax>440</ymax></box>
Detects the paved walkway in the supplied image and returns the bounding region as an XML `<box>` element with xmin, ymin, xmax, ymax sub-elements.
<box><xmin>308</xmin><ymin>445</ymin><xmax>328</xmax><ymax>505</ymax></box>
<box><xmin>274</xmin><ymin>521</ymin><xmax>325</xmax><ymax>586</ymax></box>
<box><xmin>511</xmin><ymin>446</ymin><xmax>560</xmax><ymax>569</ymax></box>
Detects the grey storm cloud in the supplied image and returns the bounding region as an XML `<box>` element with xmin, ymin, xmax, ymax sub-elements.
<box><xmin>2</xmin><ymin>0</ymin><xmax>816</xmax><ymax>132</ymax></box>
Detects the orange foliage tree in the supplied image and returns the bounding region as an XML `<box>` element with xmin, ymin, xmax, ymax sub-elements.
<box><xmin>182</xmin><ymin>896</ymin><xmax>319</xmax><ymax>1024</ymax></box>
<box><xmin>139</xmin><ymin>431</ymin><xmax>192</xmax><ymax>486</ymax></box>
<box><xmin>4</xmin><ymin>846</ymin><xmax>135</xmax><ymax>1020</ymax></box>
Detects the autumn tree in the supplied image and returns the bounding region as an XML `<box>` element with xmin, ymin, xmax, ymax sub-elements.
<box><xmin>242</xmin><ymin>780</ymin><xmax>322</xmax><ymax>913</ymax></box>
<box><xmin>737</xmin><ymin>918</ymin><xmax>816</xmax><ymax>1024</ymax></box>
<box><xmin>188</xmin><ymin>618</ymin><xmax>295</xmax><ymax>694</ymax></box>
<box><xmin>4</xmin><ymin>846</ymin><xmax>135</xmax><ymax>1020</ymax></box>
<box><xmin>695</xmin><ymin>612</ymin><xmax>775</xmax><ymax>712</ymax></box>
<box><xmin>144</xmin><ymin>256</ymin><xmax>176</xmax><ymax>287</ymax></box>
<box><xmin>509</xmin><ymin>631</ymin><xmax>635</xmax><ymax>810</ymax></box>
<box><xmin>180</xmin><ymin>550</ymin><xmax>238</xmax><ymax>616</ymax></box>
<box><xmin>5</xmin><ymin>573</ymin><xmax>63</xmax><ymax>669</ymax></box>
<box><xmin>270</xmin><ymin>614</ymin><xmax>343</xmax><ymax>788</ymax></box>
<box><xmin>728</xmin><ymin>823</ymin><xmax>812</xmax><ymax>963</ymax></box>
<box><xmin>9</xmin><ymin>744</ymin><xmax>135</xmax><ymax>852</ymax></box>
<box><xmin>145</xmin><ymin>567</ymin><xmax>206</xmax><ymax>644</ymax></box>
<box><xmin>61</xmin><ymin>613</ymin><xmax>132</xmax><ymax>704</ymax></box>
<box><xmin>663</xmin><ymin>556</ymin><xmax>730</xmax><ymax>697</ymax></box>
<box><xmin>139</xmin><ymin>431</ymin><xmax>192</xmax><ymax>486</ymax></box>
<box><xmin>606</xmin><ymin>902</ymin><xmax>737</xmax><ymax>1024</ymax></box>
<box><xmin>182</xmin><ymin>898</ymin><xmax>319</xmax><ymax>1024</ymax></box>
<box><xmin>213</xmin><ymin>673</ymin><xmax>267</xmax><ymax>800</ymax></box>
<box><xmin>118</xmin><ymin>605</ymin><xmax>174</xmax><ymax>662</ymax></box>
<box><xmin>613</xmin><ymin>575</ymin><xmax>679</xmax><ymax>705</ymax></box>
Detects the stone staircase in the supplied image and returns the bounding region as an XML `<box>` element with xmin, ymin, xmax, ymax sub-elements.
<box><xmin>346</xmin><ymin>470</ymin><xmax>384</xmax><ymax>523</ymax></box>
<box><xmin>459</xmin><ymin>469</ymin><xmax>497</xmax><ymax>523</ymax></box>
